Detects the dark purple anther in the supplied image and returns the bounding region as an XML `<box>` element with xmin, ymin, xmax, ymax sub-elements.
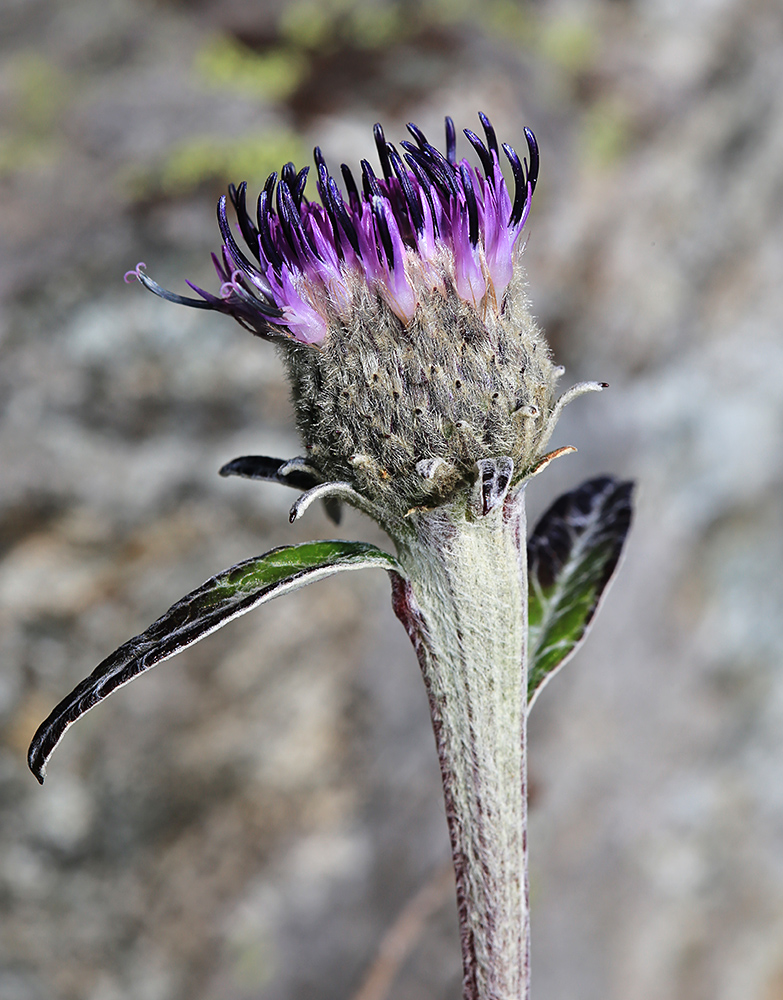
<box><xmin>373</xmin><ymin>123</ymin><xmax>393</xmax><ymax>180</ymax></box>
<box><xmin>445</xmin><ymin>116</ymin><xmax>457</xmax><ymax>165</ymax></box>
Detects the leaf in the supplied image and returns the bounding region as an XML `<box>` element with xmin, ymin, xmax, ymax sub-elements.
<box><xmin>218</xmin><ymin>454</ymin><xmax>322</xmax><ymax>491</ymax></box>
<box><xmin>219</xmin><ymin>457</ymin><xmax>342</xmax><ymax>523</ymax></box>
<box><xmin>527</xmin><ymin>476</ymin><xmax>634</xmax><ymax>708</ymax></box>
<box><xmin>28</xmin><ymin>540</ymin><xmax>402</xmax><ymax>783</ymax></box>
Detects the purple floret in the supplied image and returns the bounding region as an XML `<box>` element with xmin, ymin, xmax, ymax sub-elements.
<box><xmin>127</xmin><ymin>114</ymin><xmax>539</xmax><ymax>346</ymax></box>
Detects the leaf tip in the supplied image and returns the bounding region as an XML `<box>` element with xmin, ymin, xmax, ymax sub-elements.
<box><xmin>27</xmin><ymin>742</ymin><xmax>46</xmax><ymax>785</ymax></box>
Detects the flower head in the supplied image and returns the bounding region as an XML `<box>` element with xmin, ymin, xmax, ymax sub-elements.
<box><xmin>127</xmin><ymin>115</ymin><xmax>569</xmax><ymax>527</ymax></box>
<box><xmin>127</xmin><ymin>114</ymin><xmax>538</xmax><ymax>346</ymax></box>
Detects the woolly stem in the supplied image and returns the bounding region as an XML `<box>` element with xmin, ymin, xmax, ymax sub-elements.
<box><xmin>390</xmin><ymin>487</ymin><xmax>529</xmax><ymax>1000</ymax></box>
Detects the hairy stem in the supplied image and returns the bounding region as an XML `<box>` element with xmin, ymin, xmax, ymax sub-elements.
<box><xmin>390</xmin><ymin>488</ymin><xmax>529</xmax><ymax>1000</ymax></box>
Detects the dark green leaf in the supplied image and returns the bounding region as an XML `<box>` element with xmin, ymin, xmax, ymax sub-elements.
<box><xmin>527</xmin><ymin>476</ymin><xmax>634</xmax><ymax>707</ymax></box>
<box><xmin>28</xmin><ymin>540</ymin><xmax>401</xmax><ymax>783</ymax></box>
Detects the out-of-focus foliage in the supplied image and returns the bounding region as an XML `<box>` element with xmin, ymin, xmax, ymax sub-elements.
<box><xmin>196</xmin><ymin>36</ymin><xmax>308</xmax><ymax>101</ymax></box>
<box><xmin>0</xmin><ymin>54</ymin><xmax>70</xmax><ymax>177</ymax></box>
<box><xmin>125</xmin><ymin>131</ymin><xmax>306</xmax><ymax>199</ymax></box>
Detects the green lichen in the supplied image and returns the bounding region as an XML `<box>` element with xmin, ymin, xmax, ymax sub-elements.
<box><xmin>0</xmin><ymin>135</ymin><xmax>59</xmax><ymax>178</ymax></box>
<box><xmin>538</xmin><ymin>16</ymin><xmax>596</xmax><ymax>74</ymax></box>
<box><xmin>11</xmin><ymin>53</ymin><xmax>70</xmax><ymax>133</ymax></box>
<box><xmin>0</xmin><ymin>53</ymin><xmax>70</xmax><ymax>178</ymax></box>
<box><xmin>582</xmin><ymin>98</ymin><xmax>632</xmax><ymax>167</ymax></box>
<box><xmin>196</xmin><ymin>35</ymin><xmax>307</xmax><ymax>101</ymax></box>
<box><xmin>278</xmin><ymin>0</ymin><xmax>345</xmax><ymax>49</ymax></box>
<box><xmin>348</xmin><ymin>4</ymin><xmax>404</xmax><ymax>48</ymax></box>
<box><xmin>483</xmin><ymin>0</ymin><xmax>534</xmax><ymax>46</ymax></box>
<box><xmin>279</xmin><ymin>0</ymin><xmax>409</xmax><ymax>51</ymax></box>
<box><xmin>124</xmin><ymin>132</ymin><xmax>306</xmax><ymax>199</ymax></box>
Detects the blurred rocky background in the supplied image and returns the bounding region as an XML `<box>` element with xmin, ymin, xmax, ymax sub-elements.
<box><xmin>1</xmin><ymin>0</ymin><xmax>782</xmax><ymax>997</ymax></box>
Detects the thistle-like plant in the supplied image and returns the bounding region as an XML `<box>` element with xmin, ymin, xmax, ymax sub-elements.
<box><xmin>28</xmin><ymin>114</ymin><xmax>633</xmax><ymax>1000</ymax></box>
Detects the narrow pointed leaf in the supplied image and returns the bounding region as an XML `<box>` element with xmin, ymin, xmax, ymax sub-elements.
<box><xmin>29</xmin><ymin>540</ymin><xmax>402</xmax><ymax>783</ymax></box>
<box><xmin>219</xmin><ymin>456</ymin><xmax>340</xmax><ymax>523</ymax></box>
<box><xmin>219</xmin><ymin>454</ymin><xmax>322</xmax><ymax>492</ymax></box>
<box><xmin>527</xmin><ymin>476</ymin><xmax>634</xmax><ymax>708</ymax></box>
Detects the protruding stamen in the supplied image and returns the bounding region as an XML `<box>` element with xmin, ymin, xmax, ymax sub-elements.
<box><xmin>374</xmin><ymin>123</ymin><xmax>393</xmax><ymax>180</ymax></box>
<box><xmin>275</xmin><ymin>180</ymin><xmax>300</xmax><ymax>257</ymax></box>
<box><xmin>218</xmin><ymin>196</ymin><xmax>266</xmax><ymax>285</ymax></box>
<box><xmin>361</xmin><ymin>159</ymin><xmax>382</xmax><ymax>201</ymax></box>
<box><xmin>387</xmin><ymin>143</ymin><xmax>424</xmax><ymax>234</ymax></box>
<box><xmin>225</xmin><ymin>277</ymin><xmax>285</xmax><ymax>318</ymax></box>
<box><xmin>313</xmin><ymin>146</ymin><xmax>327</xmax><ymax>176</ymax></box>
<box><xmin>401</xmin><ymin>142</ymin><xmax>457</xmax><ymax>199</ymax></box>
<box><xmin>421</xmin><ymin>142</ymin><xmax>460</xmax><ymax>195</ymax></box>
<box><xmin>327</xmin><ymin>175</ymin><xmax>362</xmax><ymax>256</ymax></box>
<box><xmin>316</xmin><ymin>162</ymin><xmax>342</xmax><ymax>255</ymax></box>
<box><xmin>277</xmin><ymin>180</ymin><xmax>321</xmax><ymax>265</ymax></box>
<box><xmin>372</xmin><ymin>196</ymin><xmax>396</xmax><ymax>268</ymax></box>
<box><xmin>459</xmin><ymin>163</ymin><xmax>479</xmax><ymax>247</ymax></box>
<box><xmin>406</xmin><ymin>122</ymin><xmax>428</xmax><ymax>148</ymax></box>
<box><xmin>404</xmin><ymin>155</ymin><xmax>440</xmax><ymax>237</ymax></box>
<box><xmin>281</xmin><ymin>161</ymin><xmax>297</xmax><ymax>189</ymax></box>
<box><xmin>341</xmin><ymin>163</ymin><xmax>361</xmax><ymax>211</ymax></box>
<box><xmin>463</xmin><ymin>129</ymin><xmax>494</xmax><ymax>178</ymax></box>
<box><xmin>211</xmin><ymin>246</ymin><xmax>282</xmax><ymax>314</ymax></box>
<box><xmin>503</xmin><ymin>142</ymin><xmax>528</xmax><ymax>229</ymax></box>
<box><xmin>478</xmin><ymin>112</ymin><xmax>499</xmax><ymax>155</ymax></box>
<box><xmin>127</xmin><ymin>264</ymin><xmax>216</xmax><ymax>310</ymax></box>
<box><xmin>293</xmin><ymin>166</ymin><xmax>309</xmax><ymax>206</ymax></box>
<box><xmin>312</xmin><ymin>150</ymin><xmax>330</xmax><ymax>209</ymax></box>
<box><xmin>256</xmin><ymin>172</ymin><xmax>277</xmax><ymax>234</ymax></box>
<box><xmin>445</xmin><ymin>116</ymin><xmax>457</xmax><ymax>165</ymax></box>
<box><xmin>524</xmin><ymin>127</ymin><xmax>539</xmax><ymax>193</ymax></box>
<box><xmin>257</xmin><ymin>188</ymin><xmax>284</xmax><ymax>272</ymax></box>
<box><xmin>228</xmin><ymin>182</ymin><xmax>261</xmax><ymax>261</ymax></box>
